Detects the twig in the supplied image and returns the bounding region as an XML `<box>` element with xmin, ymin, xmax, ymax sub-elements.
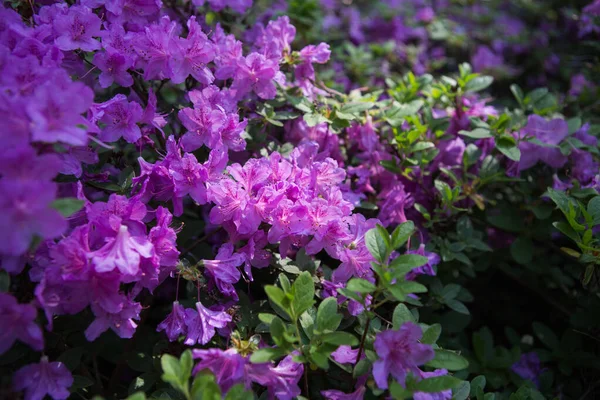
<box><xmin>351</xmin><ymin>319</ymin><xmax>370</xmax><ymax>386</ymax></box>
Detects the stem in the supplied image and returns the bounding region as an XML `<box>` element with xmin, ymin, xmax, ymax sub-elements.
<box><xmin>351</xmin><ymin>318</ymin><xmax>370</xmax><ymax>386</ymax></box>
<box><xmin>371</xmin><ymin>298</ymin><xmax>390</xmax><ymax>310</ymax></box>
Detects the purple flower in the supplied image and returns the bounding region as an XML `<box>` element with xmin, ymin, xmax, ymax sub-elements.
<box><xmin>85</xmin><ymin>299</ymin><xmax>142</xmax><ymax>341</ymax></box>
<box><xmin>148</xmin><ymin>206</ymin><xmax>180</xmax><ymax>268</ymax></box>
<box><xmin>27</xmin><ymin>82</ymin><xmax>93</xmax><ymax>146</ymax></box>
<box><xmin>157</xmin><ymin>301</ymin><xmax>187</xmax><ymax>342</ymax></box>
<box><xmin>0</xmin><ymin>293</ymin><xmax>44</xmax><ymax>354</ymax></box>
<box><xmin>53</xmin><ymin>5</ymin><xmax>102</xmax><ymax>51</ymax></box>
<box><xmin>170</xmin><ymin>16</ymin><xmax>215</xmax><ymax>85</ymax></box>
<box><xmin>96</xmin><ymin>95</ymin><xmax>144</xmax><ymax>143</ymax></box>
<box><xmin>378</xmin><ymin>183</ymin><xmax>413</xmax><ymax>227</ymax></box>
<box><xmin>518</xmin><ymin>115</ymin><xmax>569</xmax><ymax>171</ymax></box>
<box><xmin>435</xmin><ymin>138</ymin><xmax>466</xmax><ymax>168</ymax></box>
<box><xmin>405</xmin><ymin>244</ymin><xmax>441</xmax><ymax>279</ymax></box>
<box><xmin>248</xmin><ymin>355</ymin><xmax>304</xmax><ymax>400</ymax></box>
<box><xmin>184</xmin><ymin>301</ymin><xmax>232</xmax><ymax>345</ymax></box>
<box><xmin>13</xmin><ymin>356</ymin><xmax>73</xmax><ymax>400</ymax></box>
<box><xmin>170</xmin><ymin>152</ymin><xmax>209</xmax><ymax>206</ymax></box>
<box><xmin>331</xmin><ymin>345</ymin><xmax>361</xmax><ymax>365</ymax></box>
<box><xmin>203</xmin><ymin>243</ymin><xmax>244</xmax><ymax>298</ymax></box>
<box><xmin>92</xmin><ymin>50</ymin><xmax>134</xmax><ymax>88</ymax></box>
<box><xmin>472</xmin><ymin>45</ymin><xmax>504</xmax><ymax>73</ymax></box>
<box><xmin>321</xmin><ymin>387</ymin><xmax>366</xmax><ymax>400</ymax></box>
<box><xmin>414</xmin><ymin>369</ymin><xmax>452</xmax><ymax>400</ymax></box>
<box><xmin>0</xmin><ymin>180</ymin><xmax>66</xmax><ymax>257</ymax></box>
<box><xmin>91</xmin><ymin>224</ymin><xmax>154</xmax><ymax>276</ymax></box>
<box><xmin>372</xmin><ymin>322</ymin><xmax>435</xmax><ymax>389</ymax></box>
<box><xmin>133</xmin><ymin>16</ymin><xmax>180</xmax><ymax>81</ymax></box>
<box><xmin>232</xmin><ymin>52</ymin><xmax>279</xmax><ymax>100</ymax></box>
<box><xmin>584</xmin><ymin>0</ymin><xmax>600</xmax><ymax>16</ymax></box>
<box><xmin>192</xmin><ymin>348</ymin><xmax>247</xmax><ymax>393</ymax></box>
<box><xmin>512</xmin><ymin>352</ymin><xmax>543</xmax><ymax>387</ymax></box>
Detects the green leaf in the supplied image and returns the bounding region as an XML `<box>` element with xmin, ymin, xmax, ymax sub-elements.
<box><xmin>316</xmin><ymin>297</ymin><xmax>341</xmax><ymax>333</ymax></box>
<box><xmin>510</xmin><ymin>237</ymin><xmax>533</xmax><ymax>264</ymax></box>
<box><xmin>394</xmin><ymin>280</ymin><xmax>428</xmax><ymax>295</ymax></box>
<box><xmin>224</xmin><ymin>384</ymin><xmax>252</xmax><ymax>400</ymax></box>
<box><xmin>160</xmin><ymin>354</ymin><xmax>181</xmax><ymax>380</ymax></box>
<box><xmin>270</xmin><ymin>317</ymin><xmax>287</xmax><ymax>347</ymax></box>
<box><xmin>291</xmin><ymin>272</ymin><xmax>315</xmax><ymax>319</ymax></box>
<box><xmin>392</xmin><ymin>304</ymin><xmax>416</xmax><ymax>329</ymax></box>
<box><xmin>337</xmin><ymin>288</ymin><xmax>363</xmax><ymax>302</ymax></box>
<box><xmin>346</xmin><ymin>278</ymin><xmax>376</xmax><ymax>294</ymax></box>
<box><xmin>258</xmin><ymin>313</ymin><xmax>275</xmax><ymax>324</ymax></box>
<box><xmin>440</xmin><ymin>284</ymin><xmax>461</xmax><ymax>302</ymax></box>
<box><xmin>415</xmin><ymin>375</ymin><xmax>462</xmax><ymax>392</ymax></box>
<box><xmin>422</xmin><ymin>324</ymin><xmax>442</xmax><ymax>344</ymax></box>
<box><xmin>510</xmin><ymin>84</ymin><xmax>524</xmax><ymax>107</ymax></box>
<box><xmin>179</xmin><ymin>350</ymin><xmax>193</xmax><ymax>383</ymax></box>
<box><xmin>250</xmin><ymin>348</ymin><xmax>287</xmax><ymax>363</ymax></box>
<box><xmin>321</xmin><ymin>332</ymin><xmax>359</xmax><ymax>346</ymax></box>
<box><xmin>389</xmin><ymin>255</ymin><xmax>428</xmax><ymax>277</ymax></box>
<box><xmin>51</xmin><ymin>198</ymin><xmax>85</xmax><ymax>218</ymax></box>
<box><xmin>161</xmin><ymin>353</ymin><xmax>189</xmax><ymax>395</ymax></box>
<box><xmin>385</xmin><ymin>100</ymin><xmax>424</xmax><ymax>125</ymax></box>
<box><xmin>339</xmin><ymin>101</ymin><xmax>375</xmax><ymax>114</ymax></box>
<box><xmin>426</xmin><ymin>349</ymin><xmax>469</xmax><ymax>371</ymax></box>
<box><xmin>125</xmin><ymin>393</ymin><xmax>146</xmax><ymax>400</ymax></box>
<box><xmin>470</xmin><ymin>376</ymin><xmax>486</xmax><ymax>395</ymax></box>
<box><xmin>58</xmin><ymin>347</ymin><xmax>84</xmax><ymax>371</ymax></box>
<box><xmin>391</xmin><ymin>221</ymin><xmax>415</xmax><ymax>249</ymax></box>
<box><xmin>71</xmin><ymin>375</ymin><xmax>94</xmax><ymax>390</ymax></box>
<box><xmin>532</xmin><ymin>322</ymin><xmax>559</xmax><ymax>349</ymax></box>
<box><xmin>458</xmin><ymin>128</ymin><xmax>493</xmax><ymax>139</ymax></box>
<box><xmin>265</xmin><ymin>286</ymin><xmax>291</xmax><ymax>319</ymax></box>
<box><xmin>446</xmin><ymin>300</ymin><xmax>469</xmax><ymax>315</ymax></box>
<box><xmin>587</xmin><ymin>197</ymin><xmax>600</xmax><ymax>225</ymax></box>
<box><xmin>465</xmin><ymin>76</ymin><xmax>493</xmax><ymax>92</ymax></box>
<box><xmin>390</xmin><ymin>381</ymin><xmax>413</xmax><ymax>399</ymax></box>
<box><xmin>353</xmin><ymin>358</ymin><xmax>372</xmax><ymax>377</ymax></box>
<box><xmin>496</xmin><ymin>137</ymin><xmax>520</xmax><ymax>161</ymax></box>
<box><xmin>546</xmin><ymin>188</ymin><xmax>572</xmax><ymax>215</ymax></box>
<box><xmin>473</xmin><ymin>328</ymin><xmax>493</xmax><ymax>364</ymax></box>
<box><xmin>303</xmin><ymin>112</ymin><xmax>329</xmax><ymax>127</ymax></box>
<box><xmin>365</xmin><ymin>225</ymin><xmax>390</xmax><ymax>263</ymax></box>
<box><xmin>453</xmin><ymin>381</ymin><xmax>470</xmax><ymax>400</ymax></box>
<box><xmin>191</xmin><ymin>372</ymin><xmax>221</xmax><ymax>400</ymax></box>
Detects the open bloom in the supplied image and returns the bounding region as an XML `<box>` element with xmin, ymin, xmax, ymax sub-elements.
<box><xmin>0</xmin><ymin>293</ymin><xmax>44</xmax><ymax>354</ymax></box>
<box><xmin>184</xmin><ymin>301</ymin><xmax>232</xmax><ymax>345</ymax></box>
<box><xmin>372</xmin><ymin>322</ymin><xmax>435</xmax><ymax>389</ymax></box>
<box><xmin>13</xmin><ymin>357</ymin><xmax>73</xmax><ymax>400</ymax></box>
<box><xmin>91</xmin><ymin>224</ymin><xmax>154</xmax><ymax>276</ymax></box>
<box><xmin>192</xmin><ymin>348</ymin><xmax>247</xmax><ymax>393</ymax></box>
<box><xmin>157</xmin><ymin>301</ymin><xmax>187</xmax><ymax>342</ymax></box>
